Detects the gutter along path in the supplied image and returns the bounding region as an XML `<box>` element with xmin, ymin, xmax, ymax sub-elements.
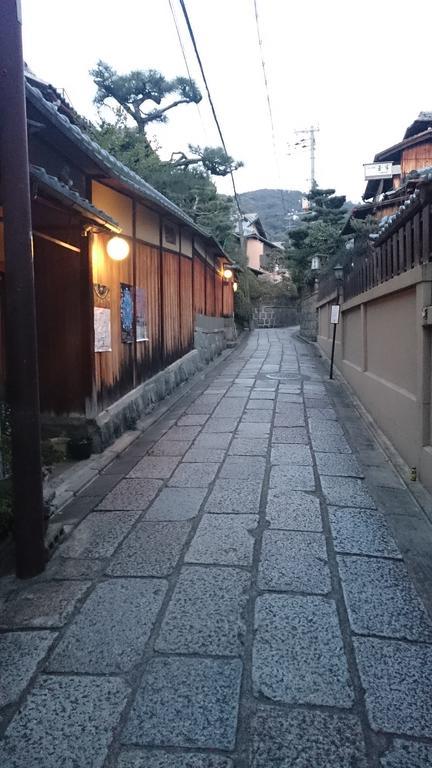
<box><xmin>1</xmin><ymin>328</ymin><xmax>432</xmax><ymax>766</ymax></box>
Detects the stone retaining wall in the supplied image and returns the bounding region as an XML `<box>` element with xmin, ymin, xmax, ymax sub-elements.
<box><xmin>253</xmin><ymin>301</ymin><xmax>298</xmax><ymax>328</ymax></box>
<box><xmin>299</xmin><ymin>290</ymin><xmax>318</xmax><ymax>341</ymax></box>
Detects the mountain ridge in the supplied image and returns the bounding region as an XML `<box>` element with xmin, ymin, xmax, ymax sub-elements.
<box><xmin>238</xmin><ymin>188</ymin><xmax>303</xmax><ymax>241</ymax></box>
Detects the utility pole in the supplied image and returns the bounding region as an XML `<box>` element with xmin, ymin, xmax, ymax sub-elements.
<box><xmin>0</xmin><ymin>0</ymin><xmax>46</xmax><ymax>577</ymax></box>
<box><xmin>292</xmin><ymin>125</ymin><xmax>320</xmax><ymax>190</ymax></box>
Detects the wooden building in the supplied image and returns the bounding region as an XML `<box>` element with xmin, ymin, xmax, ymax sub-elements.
<box><xmin>0</xmin><ymin>76</ymin><xmax>235</xmax><ymax>447</ymax></box>
<box><xmin>344</xmin><ymin>112</ymin><xmax>432</xmax><ymax>234</ymax></box>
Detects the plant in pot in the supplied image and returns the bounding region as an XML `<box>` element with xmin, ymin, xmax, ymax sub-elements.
<box><xmin>68</xmin><ymin>426</ymin><xmax>93</xmax><ymax>461</ymax></box>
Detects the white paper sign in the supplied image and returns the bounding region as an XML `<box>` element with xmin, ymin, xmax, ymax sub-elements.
<box><xmin>331</xmin><ymin>305</ymin><xmax>340</xmax><ymax>324</ymax></box>
<box><xmin>94</xmin><ymin>307</ymin><xmax>112</xmax><ymax>352</ymax></box>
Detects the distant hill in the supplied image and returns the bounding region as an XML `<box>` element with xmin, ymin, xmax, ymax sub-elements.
<box><xmin>238</xmin><ymin>189</ymin><xmax>303</xmax><ymax>241</ymax></box>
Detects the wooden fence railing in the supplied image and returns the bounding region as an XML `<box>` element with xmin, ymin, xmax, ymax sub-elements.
<box><xmin>318</xmin><ymin>193</ymin><xmax>432</xmax><ymax>302</ymax></box>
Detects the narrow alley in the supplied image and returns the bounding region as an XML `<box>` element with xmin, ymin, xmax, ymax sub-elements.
<box><xmin>1</xmin><ymin>328</ymin><xmax>432</xmax><ymax>767</ymax></box>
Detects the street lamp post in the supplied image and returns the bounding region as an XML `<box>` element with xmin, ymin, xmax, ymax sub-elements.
<box><xmin>329</xmin><ymin>264</ymin><xmax>344</xmax><ymax>381</ymax></box>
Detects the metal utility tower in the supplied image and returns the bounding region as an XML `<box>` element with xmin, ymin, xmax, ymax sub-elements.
<box><xmin>292</xmin><ymin>125</ymin><xmax>320</xmax><ymax>190</ymax></box>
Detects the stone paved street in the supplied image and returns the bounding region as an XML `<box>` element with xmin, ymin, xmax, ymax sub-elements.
<box><xmin>2</xmin><ymin>328</ymin><xmax>432</xmax><ymax>766</ymax></box>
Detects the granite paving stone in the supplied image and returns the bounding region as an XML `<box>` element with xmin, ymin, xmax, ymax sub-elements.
<box><xmin>273</xmin><ymin>411</ymin><xmax>306</xmax><ymax>427</ymax></box>
<box><xmin>265</xmin><ymin>489</ymin><xmax>322</xmax><ymax>531</ymax></box>
<box><xmin>253</xmin><ymin>594</ymin><xmax>353</xmax><ymax>706</ymax></box>
<box><xmin>204</xmin><ymin>478</ymin><xmax>262</xmax><ymax>515</ymax></box>
<box><xmin>259</xmin><ymin>530</ymin><xmax>331</xmax><ymax>593</ymax></box>
<box><xmin>0</xmin><ymin>580</ymin><xmax>90</xmax><ymax>629</ymax></box>
<box><xmin>354</xmin><ymin>636</ymin><xmax>432</xmax><ymax>736</ymax></box>
<box><xmin>156</xmin><ymin>566</ymin><xmax>249</xmax><ymax>655</ymax></box>
<box><xmin>227</xmin><ymin>388</ymin><xmax>253</xmax><ymax>398</ymax></box>
<box><xmin>117</xmin><ymin>752</ymin><xmax>233</xmax><ymax>768</ymax></box>
<box><xmin>185</xmin><ymin>514</ymin><xmax>258</xmax><ymax>565</ymax></box>
<box><xmin>97</xmin><ymin>479</ymin><xmax>163</xmax><ymax>510</ymax></box>
<box><xmin>127</xmin><ymin>456</ymin><xmax>180</xmax><ymax>479</ymax></box>
<box><xmin>60</xmin><ymin>510</ymin><xmax>140</xmax><ymax>559</ymax></box>
<box><xmin>321</xmin><ymin>476</ymin><xmax>377</xmax><ymax>508</ymax></box>
<box><xmin>315</xmin><ymin>451</ymin><xmax>364</xmax><ymax>478</ymax></box>
<box><xmin>240</xmin><ymin>409</ymin><xmax>273</xmax><ymax>423</ymax></box>
<box><xmin>176</xmin><ymin>414</ymin><xmax>209</xmax><ymax>426</ymax></box>
<box><xmin>270</xmin><ymin>443</ymin><xmax>313</xmax><ymax>465</ymax></box>
<box><xmin>47</xmin><ymin>579</ymin><xmax>167</xmax><ymax>673</ymax></box>
<box><xmin>41</xmin><ymin>557</ymin><xmax>106</xmax><ymax>580</ymax></box>
<box><xmin>307</xmin><ymin>407</ymin><xmax>338</xmax><ymax>420</ymax></box>
<box><xmin>220</xmin><ymin>455</ymin><xmax>266</xmax><ymax>481</ymax></box>
<box><xmin>305</xmin><ymin>398</ymin><xmax>332</xmax><ymax>408</ymax></box>
<box><xmin>338</xmin><ymin>555</ymin><xmax>432</xmax><ymax>641</ymax></box>
<box><xmin>106</xmin><ymin>521</ymin><xmax>191</xmax><ymax>576</ymax></box>
<box><xmin>0</xmin><ymin>631</ymin><xmax>56</xmax><ymax>708</ymax></box>
<box><xmin>236</xmin><ymin>421</ymin><xmax>271</xmax><ymax>437</ymax></box>
<box><xmin>274</xmin><ymin>393</ymin><xmax>303</xmax><ymax>403</ymax></box>
<box><xmin>182</xmin><ymin>447</ymin><xmax>226</xmax><ymax>463</ymax></box>
<box><xmin>249</xmin><ymin>707</ymin><xmax>367</xmax><ymax>767</ymax></box>
<box><xmin>162</xmin><ymin>426</ymin><xmax>201</xmax><ymax>441</ymax></box>
<box><xmin>250</xmin><ymin>390</ymin><xmax>276</xmax><ymax>399</ymax></box>
<box><xmin>194</xmin><ymin>432</ymin><xmax>232</xmax><ymax>449</ymax></box>
<box><xmin>123</xmin><ymin>657</ymin><xmax>242</xmax><ymax>749</ymax></box>
<box><xmin>272</xmin><ymin>427</ymin><xmax>309</xmax><ymax>444</ymax></box>
<box><xmin>246</xmin><ymin>400</ymin><xmax>274</xmax><ymax>410</ymax></box>
<box><xmin>212</xmin><ymin>399</ymin><xmax>247</xmax><ymax>417</ymax></box>
<box><xmin>329</xmin><ymin>506</ymin><xmax>402</xmax><ymax>557</ymax></box>
<box><xmin>309</xmin><ymin>420</ymin><xmax>344</xmax><ymax>436</ymax></box>
<box><xmin>229</xmin><ymin>437</ymin><xmax>269</xmax><ymax>456</ymax></box>
<box><xmin>269</xmin><ymin>464</ymin><xmax>316</xmax><ymax>491</ymax></box>
<box><xmin>146</xmin><ymin>487</ymin><xmax>207</xmax><ymax>520</ymax></box>
<box><xmin>202</xmin><ymin>417</ymin><xmax>239</xmax><ymax>433</ymax></box>
<box><xmin>149</xmin><ymin>439</ymin><xmax>192</xmax><ymax>456</ymax></box>
<box><xmin>168</xmin><ymin>462</ymin><xmax>219</xmax><ymax>487</ymax></box>
<box><xmin>311</xmin><ymin>432</ymin><xmax>352</xmax><ymax>452</ymax></box>
<box><xmin>0</xmin><ymin>675</ymin><xmax>128</xmax><ymax>768</ymax></box>
<box><xmin>380</xmin><ymin>739</ymin><xmax>432</xmax><ymax>767</ymax></box>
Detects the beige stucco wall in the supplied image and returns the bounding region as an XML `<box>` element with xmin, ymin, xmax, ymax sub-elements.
<box><xmin>92</xmin><ymin>182</ymin><xmax>133</xmax><ymax>237</ymax></box>
<box><xmin>317</xmin><ymin>268</ymin><xmax>432</xmax><ymax>488</ymax></box>
<box><xmin>247</xmin><ymin>238</ymin><xmax>264</xmax><ymax>271</ymax></box>
<box><xmin>343</xmin><ymin>307</ymin><xmax>362</xmax><ymax>369</ymax></box>
<box><xmin>136</xmin><ymin>204</ymin><xmax>159</xmax><ymax>244</ymax></box>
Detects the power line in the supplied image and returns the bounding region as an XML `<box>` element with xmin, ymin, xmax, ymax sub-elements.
<box><xmin>253</xmin><ymin>0</ymin><xmax>287</xmax><ymax>217</ymax></box>
<box><xmin>167</xmin><ymin>0</ymin><xmax>207</xmax><ymax>142</ymax></box>
<box><xmin>177</xmin><ymin>0</ymin><xmax>243</xmax><ymax>220</ymax></box>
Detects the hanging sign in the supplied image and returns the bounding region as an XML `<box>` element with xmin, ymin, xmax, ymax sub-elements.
<box><xmin>120</xmin><ymin>283</ymin><xmax>134</xmax><ymax>344</ymax></box>
<box><xmin>135</xmin><ymin>287</ymin><xmax>149</xmax><ymax>341</ymax></box>
<box><xmin>331</xmin><ymin>305</ymin><xmax>340</xmax><ymax>324</ymax></box>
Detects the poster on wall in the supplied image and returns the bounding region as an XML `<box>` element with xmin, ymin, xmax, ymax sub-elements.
<box><xmin>94</xmin><ymin>307</ymin><xmax>112</xmax><ymax>352</ymax></box>
<box><xmin>135</xmin><ymin>287</ymin><xmax>149</xmax><ymax>341</ymax></box>
<box><xmin>93</xmin><ymin>284</ymin><xmax>111</xmax><ymax>352</ymax></box>
<box><xmin>120</xmin><ymin>283</ymin><xmax>134</xmax><ymax>343</ymax></box>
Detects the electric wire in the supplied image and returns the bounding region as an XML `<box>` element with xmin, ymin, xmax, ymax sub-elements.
<box><xmin>177</xmin><ymin>0</ymin><xmax>243</xmax><ymax>220</ymax></box>
<box><xmin>167</xmin><ymin>0</ymin><xmax>208</xmax><ymax>142</ymax></box>
<box><xmin>253</xmin><ymin>0</ymin><xmax>287</xmax><ymax>217</ymax></box>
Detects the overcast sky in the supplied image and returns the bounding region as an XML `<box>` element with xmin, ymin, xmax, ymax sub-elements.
<box><xmin>21</xmin><ymin>0</ymin><xmax>432</xmax><ymax>203</ymax></box>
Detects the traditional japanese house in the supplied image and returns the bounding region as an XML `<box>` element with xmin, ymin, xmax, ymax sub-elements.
<box><xmin>235</xmin><ymin>213</ymin><xmax>283</xmax><ymax>274</ymax></box>
<box><xmin>343</xmin><ymin>112</ymin><xmax>432</xmax><ymax>235</ymax></box>
<box><xmin>0</xmin><ymin>75</ymin><xmax>236</xmax><ymax>448</ymax></box>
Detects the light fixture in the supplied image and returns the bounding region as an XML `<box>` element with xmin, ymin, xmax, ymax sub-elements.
<box><xmin>223</xmin><ymin>266</ymin><xmax>233</xmax><ymax>280</ymax></box>
<box><xmin>233</xmin><ymin>281</ymin><xmax>238</xmax><ymax>292</ymax></box>
<box><xmin>107</xmin><ymin>236</ymin><xmax>130</xmax><ymax>261</ymax></box>
<box><xmin>333</xmin><ymin>263</ymin><xmax>344</xmax><ymax>283</ymax></box>
<box><xmin>311</xmin><ymin>255</ymin><xmax>320</xmax><ymax>271</ymax></box>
